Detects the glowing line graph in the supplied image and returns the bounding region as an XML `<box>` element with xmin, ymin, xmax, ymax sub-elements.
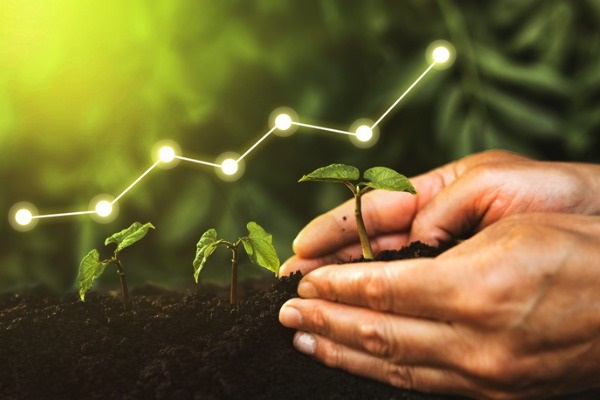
<box><xmin>9</xmin><ymin>41</ymin><xmax>455</xmax><ymax>231</ymax></box>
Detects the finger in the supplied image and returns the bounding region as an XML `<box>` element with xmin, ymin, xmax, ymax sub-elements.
<box><xmin>280</xmin><ymin>232</ymin><xmax>411</xmax><ymax>276</ymax></box>
<box><xmin>296</xmin><ymin>256</ymin><xmax>474</xmax><ymax>321</ymax></box>
<box><xmin>290</xmin><ymin>331</ymin><xmax>481</xmax><ymax>398</ymax></box>
<box><xmin>280</xmin><ymin>298</ymin><xmax>462</xmax><ymax>369</ymax></box>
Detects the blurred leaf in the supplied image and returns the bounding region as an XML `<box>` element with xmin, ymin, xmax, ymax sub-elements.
<box><xmin>483</xmin><ymin>85</ymin><xmax>562</xmax><ymax>138</ymax></box>
<box><xmin>476</xmin><ymin>45</ymin><xmax>571</xmax><ymax>96</ymax></box>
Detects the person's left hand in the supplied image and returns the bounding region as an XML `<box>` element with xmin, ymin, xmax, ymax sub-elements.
<box><xmin>279</xmin><ymin>213</ymin><xmax>600</xmax><ymax>399</ymax></box>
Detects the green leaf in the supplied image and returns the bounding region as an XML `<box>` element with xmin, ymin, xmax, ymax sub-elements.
<box><xmin>241</xmin><ymin>222</ymin><xmax>280</xmax><ymax>274</ymax></box>
<box><xmin>105</xmin><ymin>222</ymin><xmax>155</xmax><ymax>253</ymax></box>
<box><xmin>299</xmin><ymin>163</ymin><xmax>360</xmax><ymax>183</ymax></box>
<box><xmin>363</xmin><ymin>167</ymin><xmax>417</xmax><ymax>194</ymax></box>
<box><xmin>76</xmin><ymin>249</ymin><xmax>109</xmax><ymax>301</ymax></box>
<box><xmin>193</xmin><ymin>228</ymin><xmax>219</xmax><ymax>283</ymax></box>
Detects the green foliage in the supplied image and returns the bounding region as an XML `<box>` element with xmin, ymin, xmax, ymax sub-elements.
<box><xmin>299</xmin><ymin>164</ymin><xmax>360</xmax><ymax>182</ymax></box>
<box><xmin>105</xmin><ymin>222</ymin><xmax>156</xmax><ymax>253</ymax></box>
<box><xmin>193</xmin><ymin>228</ymin><xmax>219</xmax><ymax>283</ymax></box>
<box><xmin>300</xmin><ymin>164</ymin><xmax>416</xmax><ymax>194</ymax></box>
<box><xmin>300</xmin><ymin>164</ymin><xmax>416</xmax><ymax>260</ymax></box>
<box><xmin>241</xmin><ymin>221</ymin><xmax>280</xmax><ymax>274</ymax></box>
<box><xmin>193</xmin><ymin>222</ymin><xmax>280</xmax><ymax>304</ymax></box>
<box><xmin>76</xmin><ymin>222</ymin><xmax>155</xmax><ymax>309</ymax></box>
<box><xmin>77</xmin><ymin>249</ymin><xmax>108</xmax><ymax>302</ymax></box>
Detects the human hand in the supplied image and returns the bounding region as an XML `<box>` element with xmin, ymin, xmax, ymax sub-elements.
<box><xmin>280</xmin><ymin>150</ymin><xmax>600</xmax><ymax>276</ymax></box>
<box><xmin>279</xmin><ymin>213</ymin><xmax>600</xmax><ymax>399</ymax></box>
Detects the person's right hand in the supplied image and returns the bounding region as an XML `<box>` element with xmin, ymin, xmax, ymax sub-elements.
<box><xmin>280</xmin><ymin>150</ymin><xmax>600</xmax><ymax>276</ymax></box>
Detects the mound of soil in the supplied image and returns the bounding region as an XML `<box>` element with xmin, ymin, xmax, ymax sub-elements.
<box><xmin>0</xmin><ymin>242</ymin><xmax>458</xmax><ymax>399</ymax></box>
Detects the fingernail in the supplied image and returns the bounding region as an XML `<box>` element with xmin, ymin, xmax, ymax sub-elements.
<box><xmin>298</xmin><ymin>280</ymin><xmax>317</xmax><ymax>298</ymax></box>
<box><xmin>279</xmin><ymin>303</ymin><xmax>302</xmax><ymax>328</ymax></box>
<box><xmin>293</xmin><ymin>331</ymin><xmax>316</xmax><ymax>355</ymax></box>
<box><xmin>278</xmin><ymin>262</ymin><xmax>288</xmax><ymax>277</ymax></box>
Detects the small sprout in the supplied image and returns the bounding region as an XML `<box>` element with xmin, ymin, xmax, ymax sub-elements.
<box><xmin>193</xmin><ymin>221</ymin><xmax>280</xmax><ymax>304</ymax></box>
<box><xmin>76</xmin><ymin>222</ymin><xmax>155</xmax><ymax>310</ymax></box>
<box><xmin>299</xmin><ymin>164</ymin><xmax>416</xmax><ymax>260</ymax></box>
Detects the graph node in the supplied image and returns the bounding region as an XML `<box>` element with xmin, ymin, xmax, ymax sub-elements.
<box><xmin>350</xmin><ymin>119</ymin><xmax>379</xmax><ymax>149</ymax></box>
<box><xmin>153</xmin><ymin>139</ymin><xmax>181</xmax><ymax>169</ymax></box>
<box><xmin>271</xmin><ymin>107</ymin><xmax>298</xmax><ymax>137</ymax></box>
<box><xmin>9</xmin><ymin>202</ymin><xmax>38</xmax><ymax>231</ymax></box>
<box><xmin>427</xmin><ymin>40</ymin><xmax>456</xmax><ymax>69</ymax></box>
<box><xmin>216</xmin><ymin>152</ymin><xmax>245</xmax><ymax>182</ymax></box>
<box><xmin>90</xmin><ymin>195</ymin><xmax>118</xmax><ymax>223</ymax></box>
<box><xmin>9</xmin><ymin>41</ymin><xmax>454</xmax><ymax>229</ymax></box>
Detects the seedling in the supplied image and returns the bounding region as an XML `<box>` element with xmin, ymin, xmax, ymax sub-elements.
<box><xmin>299</xmin><ymin>164</ymin><xmax>416</xmax><ymax>260</ymax></box>
<box><xmin>193</xmin><ymin>221</ymin><xmax>280</xmax><ymax>304</ymax></box>
<box><xmin>76</xmin><ymin>222</ymin><xmax>155</xmax><ymax>310</ymax></box>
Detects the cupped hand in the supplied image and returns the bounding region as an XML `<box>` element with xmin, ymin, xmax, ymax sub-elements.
<box><xmin>279</xmin><ymin>213</ymin><xmax>600</xmax><ymax>399</ymax></box>
<box><xmin>280</xmin><ymin>150</ymin><xmax>600</xmax><ymax>276</ymax></box>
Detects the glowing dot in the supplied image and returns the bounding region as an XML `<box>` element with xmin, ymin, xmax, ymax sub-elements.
<box><xmin>432</xmin><ymin>46</ymin><xmax>450</xmax><ymax>63</ymax></box>
<box><xmin>355</xmin><ymin>125</ymin><xmax>373</xmax><ymax>142</ymax></box>
<box><xmin>95</xmin><ymin>200</ymin><xmax>113</xmax><ymax>217</ymax></box>
<box><xmin>15</xmin><ymin>209</ymin><xmax>33</xmax><ymax>226</ymax></box>
<box><xmin>158</xmin><ymin>146</ymin><xmax>176</xmax><ymax>163</ymax></box>
<box><xmin>271</xmin><ymin>107</ymin><xmax>298</xmax><ymax>137</ymax></box>
<box><xmin>221</xmin><ymin>159</ymin><xmax>239</xmax><ymax>175</ymax></box>
<box><xmin>9</xmin><ymin>202</ymin><xmax>38</xmax><ymax>231</ymax></box>
<box><xmin>349</xmin><ymin>119</ymin><xmax>379</xmax><ymax>148</ymax></box>
<box><xmin>426</xmin><ymin>40</ymin><xmax>455</xmax><ymax>69</ymax></box>
<box><xmin>89</xmin><ymin>195</ymin><xmax>118</xmax><ymax>223</ymax></box>
<box><xmin>275</xmin><ymin>113</ymin><xmax>292</xmax><ymax>130</ymax></box>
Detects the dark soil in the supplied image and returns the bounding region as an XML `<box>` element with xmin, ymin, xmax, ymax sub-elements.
<box><xmin>0</xmin><ymin>241</ymin><xmax>460</xmax><ymax>400</ymax></box>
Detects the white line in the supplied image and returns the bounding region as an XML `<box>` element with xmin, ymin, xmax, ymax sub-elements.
<box><xmin>112</xmin><ymin>160</ymin><xmax>161</xmax><ymax>204</ymax></box>
<box><xmin>371</xmin><ymin>62</ymin><xmax>437</xmax><ymax>129</ymax></box>
<box><xmin>13</xmin><ymin>54</ymin><xmax>442</xmax><ymax>227</ymax></box>
<box><xmin>175</xmin><ymin>156</ymin><xmax>221</xmax><ymax>168</ymax></box>
<box><xmin>237</xmin><ymin>126</ymin><xmax>277</xmax><ymax>162</ymax></box>
<box><xmin>33</xmin><ymin>210</ymin><xmax>96</xmax><ymax>219</ymax></box>
<box><xmin>292</xmin><ymin>121</ymin><xmax>356</xmax><ymax>136</ymax></box>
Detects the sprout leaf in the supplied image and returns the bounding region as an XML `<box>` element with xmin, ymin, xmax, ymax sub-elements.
<box><xmin>193</xmin><ymin>228</ymin><xmax>219</xmax><ymax>282</ymax></box>
<box><xmin>299</xmin><ymin>163</ymin><xmax>360</xmax><ymax>183</ymax></box>
<box><xmin>241</xmin><ymin>222</ymin><xmax>280</xmax><ymax>274</ymax></box>
<box><xmin>105</xmin><ymin>222</ymin><xmax>155</xmax><ymax>253</ymax></box>
<box><xmin>77</xmin><ymin>249</ymin><xmax>109</xmax><ymax>301</ymax></box>
<box><xmin>363</xmin><ymin>167</ymin><xmax>417</xmax><ymax>194</ymax></box>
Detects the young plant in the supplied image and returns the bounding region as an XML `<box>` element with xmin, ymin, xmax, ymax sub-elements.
<box><xmin>76</xmin><ymin>222</ymin><xmax>155</xmax><ymax>311</ymax></box>
<box><xmin>299</xmin><ymin>164</ymin><xmax>416</xmax><ymax>260</ymax></box>
<box><xmin>193</xmin><ymin>221</ymin><xmax>280</xmax><ymax>304</ymax></box>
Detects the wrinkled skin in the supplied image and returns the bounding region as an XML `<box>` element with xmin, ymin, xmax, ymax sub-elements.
<box><xmin>279</xmin><ymin>150</ymin><xmax>600</xmax><ymax>399</ymax></box>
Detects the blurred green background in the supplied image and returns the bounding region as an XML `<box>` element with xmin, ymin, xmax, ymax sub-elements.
<box><xmin>2</xmin><ymin>0</ymin><xmax>600</xmax><ymax>293</ymax></box>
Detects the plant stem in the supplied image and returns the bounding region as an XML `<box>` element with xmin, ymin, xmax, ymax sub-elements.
<box><xmin>354</xmin><ymin>189</ymin><xmax>374</xmax><ymax>260</ymax></box>
<box><xmin>113</xmin><ymin>257</ymin><xmax>130</xmax><ymax>311</ymax></box>
<box><xmin>230</xmin><ymin>248</ymin><xmax>238</xmax><ymax>305</ymax></box>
